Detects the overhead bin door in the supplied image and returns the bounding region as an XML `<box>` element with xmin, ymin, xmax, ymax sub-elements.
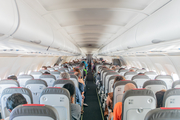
<box><xmin>12</xmin><ymin>0</ymin><xmax>53</xmax><ymax>46</ymax></box>
<box><xmin>0</xmin><ymin>0</ymin><xmax>18</xmax><ymax>39</ymax></box>
<box><xmin>136</xmin><ymin>0</ymin><xmax>180</xmax><ymax>46</ymax></box>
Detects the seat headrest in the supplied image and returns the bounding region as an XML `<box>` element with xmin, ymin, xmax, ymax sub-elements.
<box><xmin>145</xmin><ymin>108</ymin><xmax>180</xmax><ymax>120</ymax></box>
<box><xmin>10</xmin><ymin>104</ymin><xmax>57</xmax><ymax>120</ymax></box>
<box><xmin>155</xmin><ymin>75</ymin><xmax>173</xmax><ymax>80</ymax></box>
<box><xmin>40</xmin><ymin>88</ymin><xmax>70</xmax><ymax>101</ymax></box>
<box><xmin>163</xmin><ymin>88</ymin><xmax>180</xmax><ymax>107</ymax></box>
<box><xmin>17</xmin><ymin>75</ymin><xmax>34</xmax><ymax>79</ymax></box>
<box><xmin>25</xmin><ymin>79</ymin><xmax>48</xmax><ymax>87</ymax></box>
<box><xmin>1</xmin><ymin>87</ymin><xmax>33</xmax><ymax>103</ymax></box>
<box><xmin>123</xmin><ymin>89</ymin><xmax>155</xmax><ymax>103</ymax></box>
<box><xmin>0</xmin><ymin>80</ymin><xmax>19</xmax><ymax>87</ymax></box>
<box><xmin>114</xmin><ymin>80</ymin><xmax>138</xmax><ymax>88</ymax></box>
<box><xmin>53</xmin><ymin>79</ymin><xmax>74</xmax><ymax>86</ymax></box>
<box><xmin>143</xmin><ymin>80</ymin><xmax>167</xmax><ymax>88</ymax></box>
<box><xmin>132</xmin><ymin>75</ymin><xmax>150</xmax><ymax>80</ymax></box>
<box><xmin>40</xmin><ymin>75</ymin><xmax>56</xmax><ymax>79</ymax></box>
<box><xmin>172</xmin><ymin>80</ymin><xmax>180</xmax><ymax>88</ymax></box>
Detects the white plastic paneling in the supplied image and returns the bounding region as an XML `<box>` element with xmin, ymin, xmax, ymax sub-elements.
<box><xmin>12</xmin><ymin>0</ymin><xmax>53</xmax><ymax>46</ymax></box>
<box><xmin>0</xmin><ymin>0</ymin><xmax>18</xmax><ymax>38</ymax></box>
<box><xmin>51</xmin><ymin>29</ymin><xmax>65</xmax><ymax>50</ymax></box>
<box><xmin>136</xmin><ymin>0</ymin><xmax>180</xmax><ymax>46</ymax></box>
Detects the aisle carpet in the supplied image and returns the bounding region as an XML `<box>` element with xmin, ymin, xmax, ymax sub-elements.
<box><xmin>82</xmin><ymin>71</ymin><xmax>103</xmax><ymax>120</ymax></box>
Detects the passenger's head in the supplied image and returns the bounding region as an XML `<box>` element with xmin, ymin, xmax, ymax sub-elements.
<box><xmin>54</xmin><ymin>63</ymin><xmax>58</xmax><ymax>67</ymax></box>
<box><xmin>6</xmin><ymin>93</ymin><xmax>27</xmax><ymax>112</ymax></box>
<box><xmin>112</xmin><ymin>76</ymin><xmax>125</xmax><ymax>87</ymax></box>
<box><xmin>42</xmin><ymin>66</ymin><xmax>47</xmax><ymax>70</ymax></box>
<box><xmin>156</xmin><ymin>90</ymin><xmax>166</xmax><ymax>108</ymax></box>
<box><xmin>138</xmin><ymin>73</ymin><xmax>145</xmax><ymax>75</ymax></box>
<box><xmin>60</xmin><ymin>72</ymin><xmax>70</xmax><ymax>79</ymax></box>
<box><xmin>7</xmin><ymin>75</ymin><xmax>17</xmax><ymax>80</ymax></box>
<box><xmin>112</xmin><ymin>66</ymin><xmax>116</xmax><ymax>71</ymax></box>
<box><xmin>43</xmin><ymin>71</ymin><xmax>50</xmax><ymax>74</ymax></box>
<box><xmin>124</xmin><ymin>83</ymin><xmax>136</xmax><ymax>93</ymax></box>
<box><xmin>63</xmin><ymin>83</ymin><xmax>75</xmax><ymax>103</ymax></box>
<box><xmin>129</xmin><ymin>69</ymin><xmax>134</xmax><ymax>72</ymax></box>
<box><xmin>74</xmin><ymin>72</ymin><xmax>80</xmax><ymax>78</ymax></box>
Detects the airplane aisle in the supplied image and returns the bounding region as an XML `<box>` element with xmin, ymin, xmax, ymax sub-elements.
<box><xmin>82</xmin><ymin>70</ymin><xmax>103</xmax><ymax>120</ymax></box>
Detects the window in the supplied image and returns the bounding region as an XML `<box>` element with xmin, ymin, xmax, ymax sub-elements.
<box><xmin>171</xmin><ymin>73</ymin><xmax>179</xmax><ymax>81</ymax></box>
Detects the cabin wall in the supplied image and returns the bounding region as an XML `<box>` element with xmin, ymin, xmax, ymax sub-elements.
<box><xmin>0</xmin><ymin>55</ymin><xmax>59</xmax><ymax>79</ymax></box>
<box><xmin>122</xmin><ymin>55</ymin><xmax>180</xmax><ymax>81</ymax></box>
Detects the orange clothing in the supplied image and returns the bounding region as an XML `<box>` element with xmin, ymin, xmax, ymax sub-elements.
<box><xmin>113</xmin><ymin>102</ymin><xmax>122</xmax><ymax>120</ymax></box>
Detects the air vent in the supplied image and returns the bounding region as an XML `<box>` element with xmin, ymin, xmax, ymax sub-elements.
<box><xmin>152</xmin><ymin>40</ymin><xmax>164</xmax><ymax>44</ymax></box>
<box><xmin>30</xmin><ymin>40</ymin><xmax>41</xmax><ymax>44</ymax></box>
<box><xmin>127</xmin><ymin>46</ymin><xmax>133</xmax><ymax>49</ymax></box>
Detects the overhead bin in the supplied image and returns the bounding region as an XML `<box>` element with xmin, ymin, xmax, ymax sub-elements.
<box><xmin>12</xmin><ymin>0</ymin><xmax>53</xmax><ymax>47</ymax></box>
<box><xmin>0</xmin><ymin>0</ymin><xmax>18</xmax><ymax>39</ymax></box>
<box><xmin>136</xmin><ymin>0</ymin><xmax>180</xmax><ymax>46</ymax></box>
<box><xmin>51</xmin><ymin>30</ymin><xmax>65</xmax><ymax>50</ymax></box>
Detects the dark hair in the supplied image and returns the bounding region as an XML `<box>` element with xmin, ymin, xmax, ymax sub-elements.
<box><xmin>156</xmin><ymin>90</ymin><xmax>166</xmax><ymax>108</ymax></box>
<box><xmin>42</xmin><ymin>66</ymin><xmax>47</xmax><ymax>70</ymax></box>
<box><xmin>112</xmin><ymin>76</ymin><xmax>125</xmax><ymax>87</ymax></box>
<box><xmin>43</xmin><ymin>71</ymin><xmax>50</xmax><ymax>74</ymax></box>
<box><xmin>7</xmin><ymin>75</ymin><xmax>17</xmax><ymax>80</ymax></box>
<box><xmin>63</xmin><ymin>83</ymin><xmax>75</xmax><ymax>97</ymax></box>
<box><xmin>6</xmin><ymin>93</ymin><xmax>27</xmax><ymax>111</ymax></box>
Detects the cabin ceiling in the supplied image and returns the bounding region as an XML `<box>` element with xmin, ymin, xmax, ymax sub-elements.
<box><xmin>24</xmin><ymin>0</ymin><xmax>171</xmax><ymax>54</ymax></box>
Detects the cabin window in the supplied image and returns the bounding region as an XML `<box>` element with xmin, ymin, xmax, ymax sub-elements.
<box><xmin>171</xmin><ymin>73</ymin><xmax>179</xmax><ymax>81</ymax></box>
<box><xmin>19</xmin><ymin>72</ymin><xmax>25</xmax><ymax>75</ymax></box>
<box><xmin>161</xmin><ymin>71</ymin><xmax>166</xmax><ymax>75</ymax></box>
<box><xmin>28</xmin><ymin>70</ymin><xmax>31</xmax><ymax>74</ymax></box>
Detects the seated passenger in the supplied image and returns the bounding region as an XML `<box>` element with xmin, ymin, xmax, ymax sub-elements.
<box><xmin>111</xmin><ymin>83</ymin><xmax>137</xmax><ymax>120</ymax></box>
<box><xmin>106</xmin><ymin>76</ymin><xmax>125</xmax><ymax>110</ymax></box>
<box><xmin>112</xmin><ymin>66</ymin><xmax>116</xmax><ymax>71</ymax></box>
<box><xmin>42</xmin><ymin>66</ymin><xmax>47</xmax><ymax>70</ymax></box>
<box><xmin>43</xmin><ymin>71</ymin><xmax>50</xmax><ymax>74</ymax></box>
<box><xmin>74</xmin><ymin>72</ymin><xmax>84</xmax><ymax>94</ymax></box>
<box><xmin>7</xmin><ymin>75</ymin><xmax>17</xmax><ymax>80</ymax></box>
<box><xmin>5</xmin><ymin>93</ymin><xmax>27</xmax><ymax>120</ymax></box>
<box><xmin>63</xmin><ymin>83</ymin><xmax>81</xmax><ymax>120</ymax></box>
<box><xmin>60</xmin><ymin>72</ymin><xmax>82</xmax><ymax>106</ymax></box>
<box><xmin>156</xmin><ymin>90</ymin><xmax>166</xmax><ymax>108</ymax></box>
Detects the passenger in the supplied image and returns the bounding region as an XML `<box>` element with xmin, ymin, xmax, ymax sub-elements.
<box><xmin>63</xmin><ymin>83</ymin><xmax>81</xmax><ymax>120</ymax></box>
<box><xmin>111</xmin><ymin>83</ymin><xmax>137</xmax><ymax>120</ymax></box>
<box><xmin>43</xmin><ymin>71</ymin><xmax>50</xmax><ymax>74</ymax></box>
<box><xmin>60</xmin><ymin>72</ymin><xmax>82</xmax><ymax>107</ymax></box>
<box><xmin>74</xmin><ymin>72</ymin><xmax>84</xmax><ymax>94</ymax></box>
<box><xmin>54</xmin><ymin>63</ymin><xmax>58</xmax><ymax>67</ymax></box>
<box><xmin>7</xmin><ymin>75</ymin><xmax>17</xmax><ymax>80</ymax></box>
<box><xmin>73</xmin><ymin>68</ymin><xmax>82</xmax><ymax>78</ymax></box>
<box><xmin>156</xmin><ymin>90</ymin><xmax>166</xmax><ymax>108</ymax></box>
<box><xmin>112</xmin><ymin>66</ymin><xmax>116</xmax><ymax>71</ymax></box>
<box><xmin>42</xmin><ymin>66</ymin><xmax>47</xmax><ymax>70</ymax></box>
<box><xmin>5</xmin><ymin>93</ymin><xmax>27</xmax><ymax>120</ymax></box>
<box><xmin>105</xmin><ymin>76</ymin><xmax>125</xmax><ymax>117</ymax></box>
<box><xmin>138</xmin><ymin>72</ymin><xmax>145</xmax><ymax>75</ymax></box>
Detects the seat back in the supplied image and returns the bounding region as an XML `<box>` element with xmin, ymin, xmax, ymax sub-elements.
<box><xmin>50</xmin><ymin>71</ymin><xmax>60</xmax><ymax>79</ymax></box>
<box><xmin>10</xmin><ymin>104</ymin><xmax>59</xmax><ymax>120</ymax></box>
<box><xmin>53</xmin><ymin>79</ymin><xmax>75</xmax><ymax>88</ymax></box>
<box><xmin>0</xmin><ymin>80</ymin><xmax>19</xmax><ymax>98</ymax></box>
<box><xmin>25</xmin><ymin>79</ymin><xmax>47</xmax><ymax>104</ymax></box>
<box><xmin>30</xmin><ymin>71</ymin><xmax>43</xmax><ymax>79</ymax></box>
<box><xmin>70</xmin><ymin>74</ymin><xmax>79</xmax><ymax>88</ymax></box>
<box><xmin>107</xmin><ymin>76</ymin><xmax>117</xmax><ymax>94</ymax></box>
<box><xmin>118</xmin><ymin>69</ymin><xmax>129</xmax><ymax>76</ymax></box>
<box><xmin>124</xmin><ymin>71</ymin><xmax>138</xmax><ymax>80</ymax></box>
<box><xmin>39</xmin><ymin>69</ymin><xmax>50</xmax><ymax>74</ymax></box>
<box><xmin>113</xmin><ymin>80</ymin><xmax>137</xmax><ymax>108</ymax></box>
<box><xmin>58</xmin><ymin>69</ymin><xmax>65</xmax><ymax>73</ymax></box>
<box><xmin>40</xmin><ymin>88</ymin><xmax>71</xmax><ymax>120</ymax></box>
<box><xmin>143</xmin><ymin>80</ymin><xmax>167</xmax><ymax>93</ymax></box>
<box><xmin>144</xmin><ymin>71</ymin><xmax>157</xmax><ymax>80</ymax></box>
<box><xmin>163</xmin><ymin>88</ymin><xmax>180</xmax><ymax>107</ymax></box>
<box><xmin>122</xmin><ymin>89</ymin><xmax>156</xmax><ymax>120</ymax></box>
<box><xmin>132</xmin><ymin>75</ymin><xmax>150</xmax><ymax>88</ymax></box>
<box><xmin>17</xmin><ymin>74</ymin><xmax>34</xmax><ymax>87</ymax></box>
<box><xmin>39</xmin><ymin>74</ymin><xmax>56</xmax><ymax>87</ymax></box>
<box><xmin>129</xmin><ymin>67</ymin><xmax>138</xmax><ymax>71</ymax></box>
<box><xmin>104</xmin><ymin>71</ymin><xmax>118</xmax><ymax>90</ymax></box>
<box><xmin>155</xmin><ymin>75</ymin><xmax>173</xmax><ymax>89</ymax></box>
<box><xmin>172</xmin><ymin>80</ymin><xmax>180</xmax><ymax>88</ymax></box>
<box><xmin>145</xmin><ymin>108</ymin><xmax>180</xmax><ymax>120</ymax></box>
<box><xmin>1</xmin><ymin>87</ymin><xmax>33</xmax><ymax>119</ymax></box>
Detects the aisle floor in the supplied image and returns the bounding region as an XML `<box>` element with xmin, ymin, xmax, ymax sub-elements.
<box><xmin>82</xmin><ymin>71</ymin><xmax>103</xmax><ymax>120</ymax></box>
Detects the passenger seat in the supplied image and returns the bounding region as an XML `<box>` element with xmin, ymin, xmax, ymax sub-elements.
<box><xmin>155</xmin><ymin>75</ymin><xmax>173</xmax><ymax>89</ymax></box>
<box><xmin>122</xmin><ymin>89</ymin><xmax>156</xmax><ymax>120</ymax></box>
<box><xmin>132</xmin><ymin>75</ymin><xmax>150</xmax><ymax>88</ymax></box>
<box><xmin>17</xmin><ymin>74</ymin><xmax>34</xmax><ymax>87</ymax></box>
<box><xmin>39</xmin><ymin>74</ymin><xmax>56</xmax><ymax>87</ymax></box>
<box><xmin>40</xmin><ymin>87</ymin><xmax>70</xmax><ymax>120</ymax></box>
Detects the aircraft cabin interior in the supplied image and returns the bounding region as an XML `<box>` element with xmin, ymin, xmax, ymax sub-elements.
<box><xmin>0</xmin><ymin>0</ymin><xmax>180</xmax><ymax>120</ymax></box>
